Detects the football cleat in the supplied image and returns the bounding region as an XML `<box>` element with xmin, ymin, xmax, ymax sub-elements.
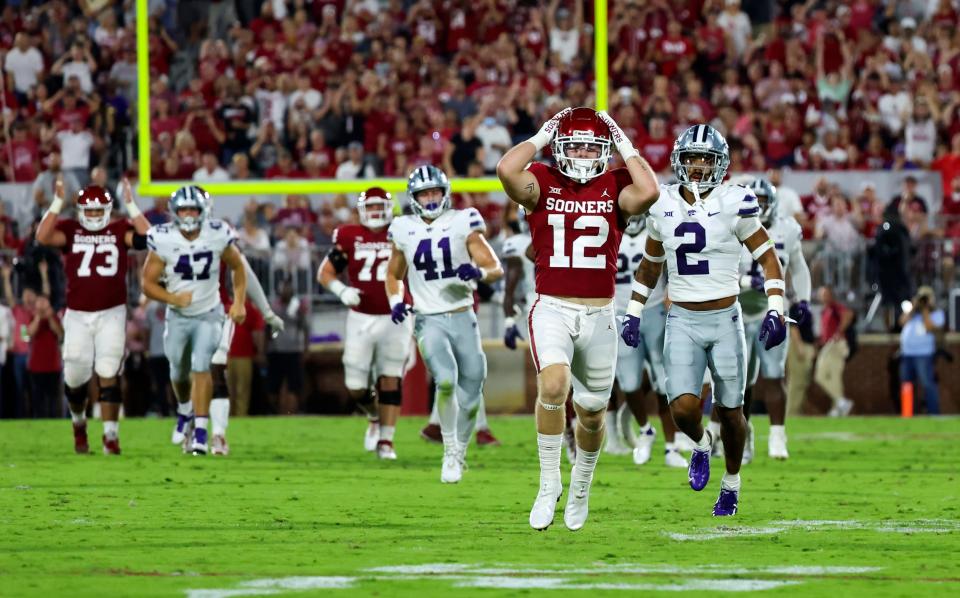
<box><xmin>768</xmin><ymin>427</ymin><xmax>789</xmax><ymax>460</ymax></box>
<box><xmin>632</xmin><ymin>425</ymin><xmax>656</xmax><ymax>465</ymax></box>
<box><xmin>102</xmin><ymin>435</ymin><xmax>120</xmax><ymax>455</ymax></box>
<box><xmin>171</xmin><ymin>414</ymin><xmax>193</xmax><ymax>445</ymax></box>
<box><xmin>664</xmin><ymin>447</ymin><xmax>688</xmax><ymax>468</ymax></box>
<box><xmin>191</xmin><ymin>443</ymin><xmax>208</xmax><ymax>456</ymax></box>
<box><xmin>563</xmin><ymin>477</ymin><xmax>592</xmax><ymax>531</ymax></box>
<box><xmin>376</xmin><ymin>440</ymin><xmax>397</xmax><ymax>460</ymax></box>
<box><xmin>742</xmin><ymin>420</ymin><xmax>754</xmax><ymax>465</ymax></box>
<box><xmin>689</xmin><ymin>430</ymin><xmax>712</xmax><ymax>491</ymax></box>
<box><xmin>476</xmin><ymin>428</ymin><xmax>501</xmax><ymax>447</ymax></box>
<box><xmin>713</xmin><ymin>487</ymin><xmax>739</xmax><ymax>516</ymax></box>
<box><xmin>420</xmin><ymin>422</ymin><xmax>442</xmax><ymax>444</ymax></box>
<box><xmin>73</xmin><ymin>421</ymin><xmax>89</xmax><ymax>454</ymax></box>
<box><xmin>529</xmin><ymin>481</ymin><xmax>562</xmax><ymax>531</ymax></box>
<box><xmin>211</xmin><ymin>434</ymin><xmax>229</xmax><ymax>456</ymax></box>
<box><xmin>441</xmin><ymin>447</ymin><xmax>462</xmax><ymax>483</ymax></box>
<box><xmin>191</xmin><ymin>428</ymin><xmax>208</xmax><ymax>455</ymax></box>
<box><xmin>364</xmin><ymin>421</ymin><xmax>380</xmax><ymax>452</ymax></box>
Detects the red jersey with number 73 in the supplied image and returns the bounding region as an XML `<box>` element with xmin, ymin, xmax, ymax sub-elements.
<box><xmin>526</xmin><ymin>162</ymin><xmax>633</xmax><ymax>298</ymax></box>
<box><xmin>331</xmin><ymin>224</ymin><xmax>392</xmax><ymax>315</ymax></box>
<box><xmin>56</xmin><ymin>219</ymin><xmax>132</xmax><ymax>311</ymax></box>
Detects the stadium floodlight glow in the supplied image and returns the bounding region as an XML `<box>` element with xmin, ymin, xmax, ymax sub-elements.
<box><xmin>135</xmin><ymin>0</ymin><xmax>609</xmax><ymax>198</ymax></box>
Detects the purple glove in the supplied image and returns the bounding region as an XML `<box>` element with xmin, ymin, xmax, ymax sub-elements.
<box><xmin>750</xmin><ymin>272</ymin><xmax>765</xmax><ymax>293</ymax></box>
<box><xmin>758</xmin><ymin>310</ymin><xmax>787</xmax><ymax>350</ymax></box>
<box><xmin>620</xmin><ymin>315</ymin><xmax>642</xmax><ymax>348</ymax></box>
<box><xmin>390</xmin><ymin>302</ymin><xmax>411</xmax><ymax>324</ymax></box>
<box><xmin>504</xmin><ymin>319</ymin><xmax>522</xmax><ymax>350</ymax></box>
<box><xmin>456</xmin><ymin>263</ymin><xmax>483</xmax><ymax>281</ymax></box>
<box><xmin>792</xmin><ymin>300</ymin><xmax>811</xmax><ymax>326</ymax></box>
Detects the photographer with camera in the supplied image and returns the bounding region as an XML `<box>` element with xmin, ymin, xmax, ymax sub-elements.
<box><xmin>899</xmin><ymin>286</ymin><xmax>945</xmax><ymax>415</ymax></box>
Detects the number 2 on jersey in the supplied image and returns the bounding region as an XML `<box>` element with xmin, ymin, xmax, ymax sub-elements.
<box><xmin>173</xmin><ymin>251</ymin><xmax>214</xmax><ymax>280</ymax></box>
<box><xmin>547</xmin><ymin>214</ymin><xmax>609</xmax><ymax>269</ymax></box>
<box><xmin>413</xmin><ymin>237</ymin><xmax>457</xmax><ymax>280</ymax></box>
<box><xmin>674</xmin><ymin>222</ymin><xmax>709</xmax><ymax>275</ymax></box>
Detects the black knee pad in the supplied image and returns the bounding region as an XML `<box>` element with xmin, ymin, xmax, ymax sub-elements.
<box><xmin>378</xmin><ymin>389</ymin><xmax>402</xmax><ymax>406</ymax></box>
<box><xmin>100</xmin><ymin>385</ymin><xmax>122</xmax><ymax>404</ymax></box>
<box><xmin>211</xmin><ymin>364</ymin><xmax>227</xmax><ymax>385</ymax></box>
<box><xmin>213</xmin><ymin>381</ymin><xmax>230</xmax><ymax>399</ymax></box>
<box><xmin>65</xmin><ymin>384</ymin><xmax>87</xmax><ymax>407</ymax></box>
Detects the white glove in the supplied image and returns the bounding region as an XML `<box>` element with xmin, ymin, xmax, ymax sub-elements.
<box><xmin>263</xmin><ymin>310</ymin><xmax>284</xmax><ymax>338</ymax></box>
<box><xmin>338</xmin><ymin>286</ymin><xmax>361</xmax><ymax>307</ymax></box>
<box><xmin>597</xmin><ymin>110</ymin><xmax>639</xmax><ymax>161</ymax></box>
<box><xmin>527</xmin><ymin>107</ymin><xmax>573</xmax><ymax>151</ymax></box>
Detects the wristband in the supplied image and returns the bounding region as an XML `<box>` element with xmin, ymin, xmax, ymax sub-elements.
<box><xmin>479</xmin><ymin>267</ymin><xmax>490</xmax><ymax>281</ymax></box>
<box><xmin>504</xmin><ymin>316</ymin><xmax>516</xmax><ymax>329</ymax></box>
<box><xmin>125</xmin><ymin>201</ymin><xmax>142</xmax><ymax>219</ymax></box>
<box><xmin>751</xmin><ymin>241</ymin><xmax>774</xmax><ymax>260</ymax></box>
<box><xmin>768</xmin><ymin>294</ymin><xmax>785</xmax><ymax>316</ymax></box>
<box><xmin>328</xmin><ymin>279</ymin><xmax>347</xmax><ymax>298</ymax></box>
<box><xmin>48</xmin><ymin>195</ymin><xmax>64</xmax><ymax>215</ymax></box>
<box><xmin>526</xmin><ymin>131</ymin><xmax>551</xmax><ymax>152</ymax></box>
<box><xmin>619</xmin><ymin>145</ymin><xmax>640</xmax><ymax>162</ymax></box>
<box><xmin>764</xmin><ymin>279</ymin><xmax>786</xmax><ymax>293</ymax></box>
<box><xmin>388</xmin><ymin>293</ymin><xmax>404</xmax><ymax>307</ymax></box>
<box><xmin>631</xmin><ymin>279</ymin><xmax>652</xmax><ymax>298</ymax></box>
<box><xmin>642</xmin><ymin>249</ymin><xmax>666</xmax><ymax>263</ymax></box>
<box><xmin>626</xmin><ymin>299</ymin><xmax>644</xmax><ymax>318</ymax></box>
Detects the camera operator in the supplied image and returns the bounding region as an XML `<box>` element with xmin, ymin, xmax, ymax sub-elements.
<box><xmin>898</xmin><ymin>286</ymin><xmax>945</xmax><ymax>415</ymax></box>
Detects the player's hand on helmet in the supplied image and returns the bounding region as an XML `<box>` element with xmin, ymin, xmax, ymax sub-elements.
<box><xmin>790</xmin><ymin>300</ymin><xmax>811</xmax><ymax>327</ymax></box>
<box><xmin>455</xmin><ymin>263</ymin><xmax>483</xmax><ymax>282</ymax></box>
<box><xmin>337</xmin><ymin>286</ymin><xmax>362</xmax><ymax>307</ymax></box>
<box><xmin>229</xmin><ymin>300</ymin><xmax>246</xmax><ymax>325</ymax></box>
<box><xmin>597</xmin><ymin>110</ymin><xmax>639</xmax><ymax>161</ymax></box>
<box><xmin>759</xmin><ymin>310</ymin><xmax>787</xmax><ymax>350</ymax></box>
<box><xmin>528</xmin><ymin>107</ymin><xmax>573</xmax><ymax>151</ymax></box>
<box><xmin>503</xmin><ymin>317</ymin><xmax>523</xmax><ymax>350</ymax></box>
<box><xmin>390</xmin><ymin>302</ymin><xmax>411</xmax><ymax>324</ymax></box>
<box><xmin>171</xmin><ymin>290</ymin><xmax>193</xmax><ymax>309</ymax></box>
<box><xmin>264</xmin><ymin>310</ymin><xmax>284</xmax><ymax>338</ymax></box>
<box><xmin>620</xmin><ymin>314</ymin><xmax>642</xmax><ymax>348</ymax></box>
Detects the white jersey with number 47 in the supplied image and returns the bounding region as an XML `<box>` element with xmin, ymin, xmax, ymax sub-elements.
<box><xmin>388</xmin><ymin>207</ymin><xmax>484</xmax><ymax>315</ymax></box>
<box><xmin>146</xmin><ymin>219</ymin><xmax>237</xmax><ymax>316</ymax></box>
<box><xmin>646</xmin><ymin>183</ymin><xmax>762</xmax><ymax>303</ymax></box>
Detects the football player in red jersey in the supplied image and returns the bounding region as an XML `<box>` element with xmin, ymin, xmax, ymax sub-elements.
<box><xmin>318</xmin><ymin>187</ymin><xmax>412</xmax><ymax>460</ymax></box>
<box><xmin>497</xmin><ymin>107</ymin><xmax>660</xmax><ymax>531</ymax></box>
<box><xmin>36</xmin><ymin>178</ymin><xmax>150</xmax><ymax>455</ymax></box>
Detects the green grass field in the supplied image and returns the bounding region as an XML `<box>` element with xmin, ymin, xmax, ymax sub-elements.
<box><xmin>1</xmin><ymin>416</ymin><xmax>958</xmax><ymax>597</ymax></box>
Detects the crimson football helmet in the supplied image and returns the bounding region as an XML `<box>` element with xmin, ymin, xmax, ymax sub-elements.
<box><xmin>76</xmin><ymin>185</ymin><xmax>113</xmax><ymax>231</ymax></box>
<box><xmin>551</xmin><ymin>107</ymin><xmax>612</xmax><ymax>182</ymax></box>
<box><xmin>357</xmin><ymin>187</ymin><xmax>394</xmax><ymax>228</ymax></box>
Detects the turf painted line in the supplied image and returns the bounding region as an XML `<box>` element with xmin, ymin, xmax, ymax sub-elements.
<box><xmin>185</xmin><ymin>562</ymin><xmax>880</xmax><ymax>596</ymax></box>
<box><xmin>665</xmin><ymin>519</ymin><xmax>960</xmax><ymax>541</ymax></box>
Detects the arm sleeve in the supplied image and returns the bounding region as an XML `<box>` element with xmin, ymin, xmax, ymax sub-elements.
<box><xmin>242</xmin><ymin>253</ymin><xmax>272</xmax><ymax>315</ymax></box>
<box><xmin>788</xmin><ymin>232</ymin><xmax>812</xmax><ymax>302</ymax></box>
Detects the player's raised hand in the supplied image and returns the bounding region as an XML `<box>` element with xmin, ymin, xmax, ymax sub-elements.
<box><xmin>597</xmin><ymin>110</ymin><xmax>639</xmax><ymax>161</ymax></box>
<box><xmin>759</xmin><ymin>310</ymin><xmax>787</xmax><ymax>350</ymax></box>
<box><xmin>54</xmin><ymin>176</ymin><xmax>65</xmax><ymax>200</ymax></box>
<box><xmin>171</xmin><ymin>290</ymin><xmax>193</xmax><ymax>309</ymax></box>
<box><xmin>620</xmin><ymin>314</ymin><xmax>642</xmax><ymax>348</ymax></box>
<box><xmin>528</xmin><ymin>107</ymin><xmax>573</xmax><ymax>151</ymax></box>
<box><xmin>337</xmin><ymin>286</ymin><xmax>362</xmax><ymax>307</ymax></box>
<box><xmin>121</xmin><ymin>177</ymin><xmax>134</xmax><ymax>203</ymax></box>
<box><xmin>229</xmin><ymin>300</ymin><xmax>246</xmax><ymax>324</ymax></box>
<box><xmin>455</xmin><ymin>263</ymin><xmax>483</xmax><ymax>282</ymax></box>
<box><xmin>390</xmin><ymin>302</ymin><xmax>410</xmax><ymax>325</ymax></box>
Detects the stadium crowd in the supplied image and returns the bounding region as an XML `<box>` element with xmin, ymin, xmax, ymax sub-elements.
<box><xmin>0</xmin><ymin>0</ymin><xmax>957</xmax><ymax>418</ymax></box>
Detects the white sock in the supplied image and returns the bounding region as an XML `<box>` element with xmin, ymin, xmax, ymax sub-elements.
<box><xmin>695</xmin><ymin>428</ymin><xmax>712</xmax><ymax>451</ymax></box>
<box><xmin>380</xmin><ymin>425</ymin><xmax>395</xmax><ymax>442</ymax></box>
<box><xmin>195</xmin><ymin>416</ymin><xmax>209</xmax><ymax>433</ymax></box>
<box><xmin>210</xmin><ymin>398</ymin><xmax>230</xmax><ymax>436</ymax></box>
<box><xmin>769</xmin><ymin>424</ymin><xmax>785</xmax><ymax>436</ymax></box>
<box><xmin>571</xmin><ymin>447</ymin><xmax>600</xmax><ymax>488</ymax></box>
<box><xmin>721</xmin><ymin>472</ymin><xmax>741</xmax><ymax>492</ymax></box>
<box><xmin>639</xmin><ymin>422</ymin><xmax>652</xmax><ymax>434</ymax></box>
<box><xmin>537</xmin><ymin>433</ymin><xmax>562</xmax><ymax>488</ymax></box>
<box><xmin>665</xmin><ymin>442</ymin><xmax>676</xmax><ymax>452</ymax></box>
<box><xmin>70</xmin><ymin>410</ymin><xmax>86</xmax><ymax>424</ymax></box>
<box><xmin>436</xmin><ymin>388</ymin><xmax>458</xmax><ymax>453</ymax></box>
<box><xmin>103</xmin><ymin>421</ymin><xmax>118</xmax><ymax>438</ymax></box>
<box><xmin>708</xmin><ymin>420</ymin><xmax>721</xmax><ymax>438</ymax></box>
<box><xmin>177</xmin><ymin>401</ymin><xmax>194</xmax><ymax>417</ymax></box>
<box><xmin>428</xmin><ymin>398</ymin><xmax>440</xmax><ymax>425</ymax></box>
<box><xmin>475</xmin><ymin>399</ymin><xmax>488</xmax><ymax>430</ymax></box>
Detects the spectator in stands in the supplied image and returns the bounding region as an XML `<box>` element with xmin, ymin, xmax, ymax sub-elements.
<box><xmin>814</xmin><ymin>190</ymin><xmax>863</xmax><ymax>295</ymax></box>
<box><xmin>888</xmin><ymin>175</ymin><xmax>929</xmax><ymax>216</ymax></box>
<box><xmin>143</xmin><ymin>298</ymin><xmax>172</xmax><ymax>417</ymax></box>
<box><xmin>230</xmin><ymin>153</ymin><xmax>253</xmax><ymax>181</ymax></box>
<box><xmin>855</xmin><ymin>182</ymin><xmax>885</xmax><ymax>239</ymax></box>
<box><xmin>475</xmin><ymin>112</ymin><xmax>512</xmax><ymax>175</ymax></box>
<box><xmin>2</xmin><ymin>263</ymin><xmax>32</xmax><ymax>418</ymax></box>
<box><xmin>335</xmin><ymin>141</ymin><xmax>374</xmax><ymax>180</ymax></box>
<box><xmin>899</xmin><ymin>286</ymin><xmax>945</xmax><ymax>415</ymax></box>
<box><xmin>123</xmin><ymin>301</ymin><xmax>150</xmax><ymax>416</ymax></box>
<box><xmin>193</xmin><ymin>151</ymin><xmax>230</xmax><ymax>183</ymax></box>
<box><xmin>813</xmin><ymin>286</ymin><xmax>855</xmax><ymax>417</ymax></box>
<box><xmin>249</xmin><ymin>120</ymin><xmax>281</xmax><ymax>175</ymax></box>
<box><xmin>904</xmin><ymin>98</ymin><xmax>938</xmax><ymax>167</ymax></box>
<box><xmin>237</xmin><ymin>211</ymin><xmax>271</xmax><ymax>259</ymax></box>
<box><xmin>56</xmin><ymin>119</ymin><xmax>98</xmax><ymax>188</ymax></box>
<box><xmin>273</xmin><ymin>220</ymin><xmax>311</xmax><ymax>291</ymax></box>
<box><xmin>546</xmin><ymin>0</ymin><xmax>583</xmax><ymax>66</ymax></box>
<box><xmin>266</xmin><ymin>149</ymin><xmax>305</xmax><ymax>179</ymax></box>
<box><xmin>226</xmin><ymin>299</ymin><xmax>265</xmax><ymax>417</ymax></box>
<box><xmin>144</xmin><ymin>196</ymin><xmax>170</xmax><ymax>226</ymax></box>
<box><xmin>268</xmin><ymin>278</ymin><xmax>308</xmax><ymax>415</ymax></box>
<box><xmin>931</xmin><ymin>133</ymin><xmax>960</xmax><ymax>198</ymax></box>
<box><xmin>50</xmin><ymin>41</ymin><xmax>96</xmax><ymax>94</ymax></box>
<box><xmin>26</xmin><ymin>293</ymin><xmax>61</xmax><ymax>418</ymax></box>
<box><xmin>27</xmin><ymin>153</ymin><xmax>79</xmax><ymax>228</ymax></box>
<box><xmin>786</xmin><ymin>300</ymin><xmax>817</xmax><ymax>417</ymax></box>
<box><xmin>717</xmin><ymin>0</ymin><xmax>752</xmax><ymax>59</ymax></box>
<box><xmin>4</xmin><ymin>33</ymin><xmax>44</xmax><ymax>103</ymax></box>
<box><xmin>6</xmin><ymin>122</ymin><xmax>41</xmax><ymax>183</ymax></box>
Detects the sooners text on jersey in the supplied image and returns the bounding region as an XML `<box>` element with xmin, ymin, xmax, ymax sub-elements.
<box><xmin>56</xmin><ymin>219</ymin><xmax>131</xmax><ymax>312</ymax></box>
<box><xmin>526</xmin><ymin>162</ymin><xmax>633</xmax><ymax>298</ymax></box>
<box><xmin>332</xmin><ymin>224</ymin><xmax>391</xmax><ymax>315</ymax></box>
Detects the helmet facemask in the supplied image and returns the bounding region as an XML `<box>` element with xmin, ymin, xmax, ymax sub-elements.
<box><xmin>670</xmin><ymin>125</ymin><xmax>731</xmax><ymax>194</ymax></box>
<box><xmin>407</xmin><ymin>165</ymin><xmax>451</xmax><ymax>220</ymax></box>
<box><xmin>79</xmin><ymin>204</ymin><xmax>112</xmax><ymax>231</ymax></box>
<box><xmin>752</xmin><ymin>179</ymin><xmax>779</xmax><ymax>226</ymax></box>
<box><xmin>410</xmin><ymin>187</ymin><xmax>450</xmax><ymax>220</ymax></box>
<box><xmin>358</xmin><ymin>193</ymin><xmax>394</xmax><ymax>229</ymax></box>
<box><xmin>553</xmin><ymin>134</ymin><xmax>612</xmax><ymax>183</ymax></box>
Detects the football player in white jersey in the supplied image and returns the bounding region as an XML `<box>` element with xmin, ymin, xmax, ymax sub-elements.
<box><xmin>142</xmin><ymin>186</ymin><xmax>248</xmax><ymax>455</ymax></box>
<box><xmin>611</xmin><ymin>215</ymin><xmax>687</xmax><ymax>468</ymax></box>
<box><xmin>736</xmin><ymin>177</ymin><xmax>811</xmax><ymax>461</ymax></box>
<box><xmin>385</xmin><ymin>165</ymin><xmax>503</xmax><ymax>483</ymax></box>
<box><xmin>621</xmin><ymin>124</ymin><xmax>787</xmax><ymax>516</ymax></box>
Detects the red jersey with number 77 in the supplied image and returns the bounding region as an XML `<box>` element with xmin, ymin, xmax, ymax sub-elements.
<box><xmin>330</xmin><ymin>224</ymin><xmax>392</xmax><ymax>315</ymax></box>
<box><xmin>56</xmin><ymin>219</ymin><xmax>132</xmax><ymax>311</ymax></box>
<box><xmin>526</xmin><ymin>162</ymin><xmax>633</xmax><ymax>298</ymax></box>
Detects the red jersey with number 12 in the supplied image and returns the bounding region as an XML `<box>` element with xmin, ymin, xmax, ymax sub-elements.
<box><xmin>56</xmin><ymin>219</ymin><xmax>132</xmax><ymax>311</ymax></box>
<box><xmin>331</xmin><ymin>224</ymin><xmax>391</xmax><ymax>315</ymax></box>
<box><xmin>526</xmin><ymin>162</ymin><xmax>633</xmax><ymax>298</ymax></box>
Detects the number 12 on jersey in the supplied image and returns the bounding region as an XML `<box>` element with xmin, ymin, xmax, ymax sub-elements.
<box><xmin>547</xmin><ymin>214</ymin><xmax>609</xmax><ymax>269</ymax></box>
